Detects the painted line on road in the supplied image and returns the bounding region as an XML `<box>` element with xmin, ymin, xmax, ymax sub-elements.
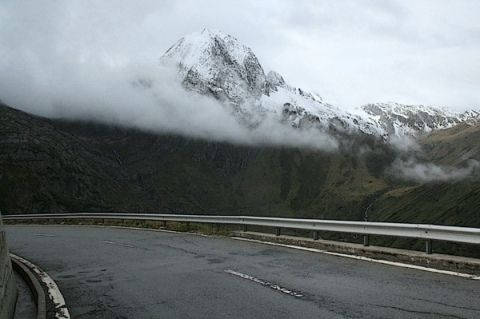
<box><xmin>103</xmin><ymin>240</ymin><xmax>136</xmax><ymax>248</ymax></box>
<box><xmin>225</xmin><ymin>269</ymin><xmax>304</xmax><ymax>298</ymax></box>
<box><xmin>10</xmin><ymin>253</ymin><xmax>71</xmax><ymax>319</ymax></box>
<box><xmin>231</xmin><ymin>237</ymin><xmax>480</xmax><ymax>281</ymax></box>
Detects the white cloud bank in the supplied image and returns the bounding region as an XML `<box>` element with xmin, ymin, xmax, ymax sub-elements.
<box><xmin>1</xmin><ymin>55</ymin><xmax>338</xmax><ymax>150</ymax></box>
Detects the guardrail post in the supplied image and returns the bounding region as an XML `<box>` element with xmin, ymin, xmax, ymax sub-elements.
<box><xmin>363</xmin><ymin>235</ymin><xmax>370</xmax><ymax>247</ymax></box>
<box><xmin>275</xmin><ymin>227</ymin><xmax>281</xmax><ymax>236</ymax></box>
<box><xmin>162</xmin><ymin>221</ymin><xmax>166</xmax><ymax>228</ymax></box>
<box><xmin>313</xmin><ymin>231</ymin><xmax>319</xmax><ymax>240</ymax></box>
<box><xmin>243</xmin><ymin>224</ymin><xmax>248</xmax><ymax>232</ymax></box>
<box><xmin>425</xmin><ymin>239</ymin><xmax>433</xmax><ymax>254</ymax></box>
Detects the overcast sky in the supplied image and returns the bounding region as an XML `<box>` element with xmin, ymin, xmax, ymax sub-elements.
<box><xmin>1</xmin><ymin>0</ymin><xmax>479</xmax><ymax>111</ymax></box>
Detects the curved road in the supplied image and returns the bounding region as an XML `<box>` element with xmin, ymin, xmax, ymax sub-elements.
<box><xmin>5</xmin><ymin>225</ymin><xmax>480</xmax><ymax>319</ymax></box>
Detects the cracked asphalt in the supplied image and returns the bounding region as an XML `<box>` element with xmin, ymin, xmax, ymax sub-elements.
<box><xmin>5</xmin><ymin>225</ymin><xmax>480</xmax><ymax>318</ymax></box>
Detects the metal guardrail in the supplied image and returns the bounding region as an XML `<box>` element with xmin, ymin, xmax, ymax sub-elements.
<box><xmin>4</xmin><ymin>213</ymin><xmax>480</xmax><ymax>254</ymax></box>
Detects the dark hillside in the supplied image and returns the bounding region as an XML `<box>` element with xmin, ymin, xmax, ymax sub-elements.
<box><xmin>1</xmin><ymin>103</ymin><xmax>390</xmax><ymax>218</ymax></box>
<box><xmin>2</xmin><ymin>103</ymin><xmax>480</xmax><ymax>228</ymax></box>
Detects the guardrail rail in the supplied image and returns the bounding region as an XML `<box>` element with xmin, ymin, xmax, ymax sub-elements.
<box><xmin>4</xmin><ymin>213</ymin><xmax>480</xmax><ymax>254</ymax></box>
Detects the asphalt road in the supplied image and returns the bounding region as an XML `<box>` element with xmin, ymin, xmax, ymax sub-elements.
<box><xmin>5</xmin><ymin>225</ymin><xmax>480</xmax><ymax>319</ymax></box>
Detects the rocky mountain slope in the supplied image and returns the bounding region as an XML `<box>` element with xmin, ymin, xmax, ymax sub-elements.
<box><xmin>159</xmin><ymin>29</ymin><xmax>479</xmax><ymax>137</ymax></box>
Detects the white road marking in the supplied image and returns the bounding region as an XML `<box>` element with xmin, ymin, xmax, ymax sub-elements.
<box><xmin>10</xmin><ymin>253</ymin><xmax>70</xmax><ymax>319</ymax></box>
<box><xmin>225</xmin><ymin>269</ymin><xmax>304</xmax><ymax>298</ymax></box>
<box><xmin>103</xmin><ymin>240</ymin><xmax>136</xmax><ymax>248</ymax></box>
<box><xmin>231</xmin><ymin>237</ymin><xmax>480</xmax><ymax>280</ymax></box>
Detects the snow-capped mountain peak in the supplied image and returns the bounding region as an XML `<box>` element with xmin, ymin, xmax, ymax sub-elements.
<box><xmin>160</xmin><ymin>29</ymin><xmax>381</xmax><ymax>134</ymax></box>
<box><xmin>163</xmin><ymin>29</ymin><xmax>254</xmax><ymax>72</ymax></box>
<box><xmin>161</xmin><ymin>28</ymin><xmax>267</xmax><ymax>105</ymax></box>
<box><xmin>159</xmin><ymin>29</ymin><xmax>479</xmax><ymax>138</ymax></box>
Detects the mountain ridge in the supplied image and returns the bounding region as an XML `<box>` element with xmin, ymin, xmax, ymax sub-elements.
<box><xmin>159</xmin><ymin>29</ymin><xmax>479</xmax><ymax>138</ymax></box>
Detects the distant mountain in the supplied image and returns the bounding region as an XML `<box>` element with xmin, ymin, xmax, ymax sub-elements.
<box><xmin>160</xmin><ymin>29</ymin><xmax>380</xmax><ymax>135</ymax></box>
<box><xmin>361</xmin><ymin>102</ymin><xmax>480</xmax><ymax>136</ymax></box>
<box><xmin>159</xmin><ymin>29</ymin><xmax>479</xmax><ymax>138</ymax></box>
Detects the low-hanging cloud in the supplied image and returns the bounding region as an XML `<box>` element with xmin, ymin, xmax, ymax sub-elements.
<box><xmin>389</xmin><ymin>157</ymin><xmax>480</xmax><ymax>182</ymax></box>
<box><xmin>0</xmin><ymin>53</ymin><xmax>338</xmax><ymax>151</ymax></box>
<box><xmin>388</xmin><ymin>135</ymin><xmax>420</xmax><ymax>152</ymax></box>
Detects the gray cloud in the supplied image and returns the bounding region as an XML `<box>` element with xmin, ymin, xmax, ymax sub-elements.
<box><xmin>1</xmin><ymin>52</ymin><xmax>339</xmax><ymax>150</ymax></box>
<box><xmin>387</xmin><ymin>134</ymin><xmax>479</xmax><ymax>182</ymax></box>
<box><xmin>1</xmin><ymin>0</ymin><xmax>479</xmax><ymax>113</ymax></box>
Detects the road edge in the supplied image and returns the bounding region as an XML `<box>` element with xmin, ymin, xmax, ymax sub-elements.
<box><xmin>10</xmin><ymin>254</ymin><xmax>70</xmax><ymax>319</ymax></box>
<box><xmin>10</xmin><ymin>255</ymin><xmax>46</xmax><ymax>319</ymax></box>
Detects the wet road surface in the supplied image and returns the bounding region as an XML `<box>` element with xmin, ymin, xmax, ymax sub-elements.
<box><xmin>5</xmin><ymin>225</ymin><xmax>480</xmax><ymax>319</ymax></box>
